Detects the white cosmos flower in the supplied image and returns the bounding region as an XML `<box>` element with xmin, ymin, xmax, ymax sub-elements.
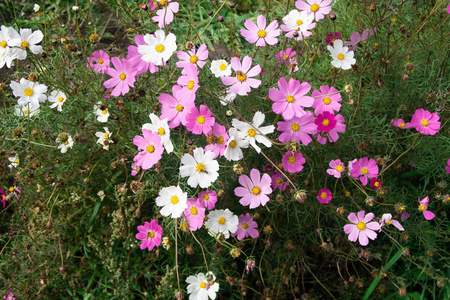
<box><xmin>94</xmin><ymin>102</ymin><xmax>110</xmax><ymax>123</ymax></box>
<box><xmin>95</xmin><ymin>127</ymin><xmax>113</xmax><ymax>150</ymax></box>
<box><xmin>0</xmin><ymin>26</ymin><xmax>17</xmax><ymax>68</ymax></box>
<box><xmin>33</xmin><ymin>4</ymin><xmax>40</xmax><ymax>12</ymax></box>
<box><xmin>219</xmin><ymin>90</ymin><xmax>237</xmax><ymax>106</ymax></box>
<box><xmin>223</xmin><ymin>128</ymin><xmax>249</xmax><ymax>161</ymax></box>
<box><xmin>8</xmin><ymin>155</ymin><xmax>19</xmax><ymax>168</ymax></box>
<box><xmin>48</xmin><ymin>90</ymin><xmax>67</xmax><ymax>112</ymax></box>
<box><xmin>14</xmin><ymin>103</ymin><xmax>39</xmax><ymax>117</ymax></box>
<box><xmin>180</xmin><ymin>148</ymin><xmax>219</xmax><ymax>189</ymax></box>
<box><xmin>142</xmin><ymin>113</ymin><xmax>173</xmax><ymax>153</ymax></box>
<box><xmin>231</xmin><ymin>111</ymin><xmax>275</xmax><ymax>153</ymax></box>
<box><xmin>7</xmin><ymin>28</ymin><xmax>43</xmax><ymax>59</ymax></box>
<box><xmin>155</xmin><ymin>185</ymin><xmax>188</xmax><ymax>218</ymax></box>
<box><xmin>327</xmin><ymin>39</ymin><xmax>356</xmax><ymax>70</ymax></box>
<box><xmin>56</xmin><ymin>133</ymin><xmax>74</xmax><ymax>153</ymax></box>
<box><xmin>186</xmin><ymin>272</ymin><xmax>220</xmax><ymax>300</ymax></box>
<box><xmin>282</xmin><ymin>9</ymin><xmax>315</xmax><ymax>40</ymax></box>
<box><xmin>379</xmin><ymin>213</ymin><xmax>404</xmax><ymax>231</ymax></box>
<box><xmin>138</xmin><ymin>29</ymin><xmax>177</xmax><ymax>66</ymax></box>
<box><xmin>205</xmin><ymin>209</ymin><xmax>239</xmax><ymax>239</ymax></box>
<box><xmin>210</xmin><ymin>59</ymin><xmax>232</xmax><ymax>78</ymax></box>
<box><xmin>10</xmin><ymin>78</ymin><xmax>47</xmax><ymax>108</ymax></box>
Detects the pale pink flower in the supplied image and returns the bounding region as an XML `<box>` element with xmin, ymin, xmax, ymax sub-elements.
<box><xmin>198</xmin><ymin>190</ymin><xmax>217</xmax><ymax>210</ymax></box>
<box><xmin>103</xmin><ymin>57</ymin><xmax>137</xmax><ymax>97</ymax></box>
<box><xmin>311</xmin><ymin>85</ymin><xmax>342</xmax><ymax>114</ymax></box>
<box><xmin>152</xmin><ymin>0</ymin><xmax>179</xmax><ymax>28</ymax></box>
<box><xmin>184</xmin><ymin>198</ymin><xmax>206</xmax><ymax>231</ymax></box>
<box><xmin>176</xmin><ymin>43</ymin><xmax>209</xmax><ymax>69</ymax></box>
<box><xmin>185</xmin><ymin>105</ymin><xmax>215</xmax><ymax>135</ymax></box>
<box><xmin>295</xmin><ymin>0</ymin><xmax>332</xmax><ymax>21</ymax></box>
<box><xmin>205</xmin><ymin>123</ymin><xmax>229</xmax><ymax>158</ymax></box>
<box><xmin>277</xmin><ymin>111</ymin><xmax>317</xmax><ymax>145</ymax></box>
<box><xmin>159</xmin><ymin>85</ymin><xmax>195</xmax><ymax>128</ymax></box>
<box><xmin>350</xmin><ymin>157</ymin><xmax>379</xmax><ymax>186</ymax></box>
<box><xmin>240</xmin><ymin>14</ymin><xmax>280</xmax><ymax>47</ymax></box>
<box><xmin>232</xmin><ymin>213</ymin><xmax>259</xmax><ymax>240</ymax></box>
<box><xmin>87</xmin><ymin>50</ymin><xmax>110</xmax><ymax>73</ymax></box>
<box><xmin>234</xmin><ymin>169</ymin><xmax>272</xmax><ymax>209</ymax></box>
<box><xmin>418</xmin><ymin>196</ymin><xmax>435</xmax><ymax>220</ymax></box>
<box><xmin>343</xmin><ymin>211</ymin><xmax>381</xmax><ymax>246</ymax></box>
<box><xmin>275</xmin><ymin>48</ymin><xmax>296</xmax><ymax>65</ymax></box>
<box><xmin>136</xmin><ymin>219</ymin><xmax>162</xmax><ymax>251</ymax></box>
<box><xmin>133</xmin><ymin>129</ymin><xmax>164</xmax><ymax>170</ymax></box>
<box><xmin>379</xmin><ymin>213</ymin><xmax>404</xmax><ymax>231</ymax></box>
<box><xmin>127</xmin><ymin>35</ymin><xmax>158</xmax><ymax>75</ymax></box>
<box><xmin>344</xmin><ymin>29</ymin><xmax>375</xmax><ymax>51</ymax></box>
<box><xmin>281</xmin><ymin>151</ymin><xmax>306</xmax><ymax>173</ymax></box>
<box><xmin>410</xmin><ymin>108</ymin><xmax>441</xmax><ymax>135</ymax></box>
<box><xmin>391</xmin><ymin>118</ymin><xmax>413</xmax><ymax>129</ymax></box>
<box><xmin>221</xmin><ymin>56</ymin><xmax>261</xmax><ymax>96</ymax></box>
<box><xmin>326</xmin><ymin>159</ymin><xmax>345</xmax><ymax>178</ymax></box>
<box><xmin>177</xmin><ymin>64</ymin><xmax>200</xmax><ymax>99</ymax></box>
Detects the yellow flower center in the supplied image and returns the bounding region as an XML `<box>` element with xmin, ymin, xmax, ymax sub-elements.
<box><xmin>276</xmin><ymin>178</ymin><xmax>282</xmax><ymax>184</ymax></box>
<box><xmin>399</xmin><ymin>122</ymin><xmax>405</xmax><ymax>128</ymax></box>
<box><xmin>189</xmin><ymin>55</ymin><xmax>198</xmax><ymax>63</ymax></box>
<box><xmin>336</xmin><ymin>165</ymin><xmax>343</xmax><ymax>172</ymax></box>
<box><xmin>155</xmin><ymin>44</ymin><xmax>164</xmax><ymax>52</ymax></box>
<box><xmin>361</xmin><ymin>167</ymin><xmax>368</xmax><ymax>174</ymax></box>
<box><xmin>219</xmin><ymin>64</ymin><xmax>227</xmax><ymax>71</ymax></box>
<box><xmin>236</xmin><ymin>71</ymin><xmax>246</xmax><ymax>82</ymax></box>
<box><xmin>196</xmin><ymin>163</ymin><xmax>205</xmax><ymax>173</ymax></box>
<box><xmin>158</xmin><ymin>127</ymin><xmax>165</xmax><ymax>135</ymax></box>
<box><xmin>147</xmin><ymin>231</ymin><xmax>155</xmax><ymax>238</ymax></box>
<box><xmin>171</xmin><ymin>196</ymin><xmax>179</xmax><ymax>204</ymax></box>
<box><xmin>286</xmin><ymin>95</ymin><xmax>294</xmax><ymax>103</ymax></box>
<box><xmin>296</xmin><ymin>20</ymin><xmax>303</xmax><ymax>26</ymax></box>
<box><xmin>320</xmin><ymin>192</ymin><xmax>327</xmax><ymax>199</ymax></box>
<box><xmin>14</xmin><ymin>159</ymin><xmax>19</xmax><ymax>163</ymax></box>
<box><xmin>58</xmin><ymin>97</ymin><xmax>64</xmax><ymax>102</ymax></box>
<box><xmin>202</xmin><ymin>194</ymin><xmax>210</xmax><ymax>200</ymax></box>
<box><xmin>337</xmin><ymin>53</ymin><xmax>345</xmax><ymax>60</ymax></box>
<box><xmin>176</xmin><ymin>104</ymin><xmax>183</xmax><ymax>112</ymax></box>
<box><xmin>310</xmin><ymin>4</ymin><xmax>320</xmax><ymax>12</ymax></box>
<box><xmin>9</xmin><ymin>187</ymin><xmax>14</xmax><ymax>192</ymax></box>
<box><xmin>1</xmin><ymin>41</ymin><xmax>6</xmax><ymax>48</ymax></box>
<box><xmin>247</xmin><ymin>129</ymin><xmax>256</xmax><ymax>137</ymax></box>
<box><xmin>242</xmin><ymin>223</ymin><xmax>249</xmax><ymax>229</ymax></box>
<box><xmin>387</xmin><ymin>220</ymin><xmax>392</xmax><ymax>225</ymax></box>
<box><xmin>146</xmin><ymin>145</ymin><xmax>155</xmax><ymax>153</ymax></box>
<box><xmin>218</xmin><ymin>217</ymin><xmax>226</xmax><ymax>225</ymax></box>
<box><xmin>374</xmin><ymin>182</ymin><xmax>380</xmax><ymax>187</ymax></box>
<box><xmin>252</xmin><ymin>187</ymin><xmax>261</xmax><ymax>195</ymax></box>
<box><xmin>284</xmin><ymin>55</ymin><xmax>289</xmax><ymax>59</ymax></box>
<box><xmin>190</xmin><ymin>206</ymin><xmax>198</xmax><ymax>215</ymax></box>
<box><xmin>288</xmin><ymin>156</ymin><xmax>296</xmax><ymax>164</ymax></box>
<box><xmin>160</xmin><ymin>0</ymin><xmax>166</xmax><ymax>5</ymax></box>
<box><xmin>98</xmin><ymin>58</ymin><xmax>104</xmax><ymax>64</ymax></box>
<box><xmin>322</xmin><ymin>119</ymin><xmax>330</xmax><ymax>126</ymax></box>
<box><xmin>229</xmin><ymin>140</ymin><xmax>237</xmax><ymax>148</ymax></box>
<box><xmin>419</xmin><ymin>204</ymin><xmax>426</xmax><ymax>211</ymax></box>
<box><xmin>217</xmin><ymin>136</ymin><xmax>224</xmax><ymax>144</ymax></box>
<box><xmin>257</xmin><ymin>30</ymin><xmax>267</xmax><ymax>38</ymax></box>
<box><xmin>199</xmin><ymin>282</ymin><xmax>207</xmax><ymax>289</ymax></box>
<box><xmin>291</xmin><ymin>123</ymin><xmax>300</xmax><ymax>131</ymax></box>
<box><xmin>102</xmin><ymin>109</ymin><xmax>108</xmax><ymax>114</ymax></box>
<box><xmin>323</xmin><ymin>97</ymin><xmax>331</xmax><ymax>105</ymax></box>
<box><xmin>197</xmin><ymin>116</ymin><xmax>205</xmax><ymax>124</ymax></box>
<box><xmin>103</xmin><ymin>133</ymin><xmax>109</xmax><ymax>137</ymax></box>
<box><xmin>277</xmin><ymin>163</ymin><xmax>283</xmax><ymax>170</ymax></box>
<box><xmin>187</xmin><ymin>80</ymin><xmax>195</xmax><ymax>90</ymax></box>
<box><xmin>23</xmin><ymin>110</ymin><xmax>29</xmax><ymax>115</ymax></box>
<box><xmin>21</xmin><ymin>41</ymin><xmax>29</xmax><ymax>48</ymax></box>
<box><xmin>357</xmin><ymin>222</ymin><xmax>366</xmax><ymax>230</ymax></box>
<box><xmin>24</xmin><ymin>88</ymin><xmax>34</xmax><ymax>96</ymax></box>
<box><xmin>119</xmin><ymin>73</ymin><xmax>126</xmax><ymax>80</ymax></box>
<box><xmin>421</xmin><ymin>120</ymin><xmax>429</xmax><ymax>127</ymax></box>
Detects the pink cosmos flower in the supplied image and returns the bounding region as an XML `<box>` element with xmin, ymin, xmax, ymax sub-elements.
<box><xmin>281</xmin><ymin>151</ymin><xmax>306</xmax><ymax>173</ymax></box>
<box><xmin>379</xmin><ymin>213</ymin><xmax>404</xmax><ymax>231</ymax></box>
<box><xmin>350</xmin><ymin>157</ymin><xmax>379</xmax><ymax>186</ymax></box>
<box><xmin>136</xmin><ymin>219</ymin><xmax>162</xmax><ymax>251</ymax></box>
<box><xmin>311</xmin><ymin>85</ymin><xmax>342</xmax><ymax>115</ymax></box>
<box><xmin>295</xmin><ymin>0</ymin><xmax>332</xmax><ymax>21</ymax></box>
<box><xmin>313</xmin><ymin>114</ymin><xmax>346</xmax><ymax>144</ymax></box>
<box><xmin>270</xmin><ymin>171</ymin><xmax>288</xmax><ymax>192</ymax></box>
<box><xmin>370</xmin><ymin>178</ymin><xmax>382</xmax><ymax>190</ymax></box>
<box><xmin>159</xmin><ymin>85</ymin><xmax>195</xmax><ymax>128</ymax></box>
<box><xmin>391</xmin><ymin>118</ymin><xmax>413</xmax><ymax>129</ymax></box>
<box><xmin>177</xmin><ymin>64</ymin><xmax>200</xmax><ymax>100</ymax></box>
<box><xmin>232</xmin><ymin>213</ymin><xmax>259</xmax><ymax>240</ymax></box>
<box><xmin>448</xmin><ymin>2</ymin><xmax>450</xmax><ymax>14</ymax></box>
<box><xmin>240</xmin><ymin>14</ymin><xmax>281</xmax><ymax>47</ymax></box>
<box><xmin>446</xmin><ymin>159</ymin><xmax>450</xmax><ymax>174</ymax></box>
<box><xmin>176</xmin><ymin>43</ymin><xmax>209</xmax><ymax>69</ymax></box>
<box><xmin>221</xmin><ymin>56</ymin><xmax>261</xmax><ymax>96</ymax></box>
<box><xmin>269</xmin><ymin>77</ymin><xmax>314</xmax><ymax>120</ymax></box>
<box><xmin>185</xmin><ymin>105</ymin><xmax>215</xmax><ymax>135</ymax></box>
<box><xmin>343</xmin><ymin>211</ymin><xmax>380</xmax><ymax>246</ymax></box>
<box><xmin>133</xmin><ymin>129</ymin><xmax>164</xmax><ymax>170</ymax></box>
<box><xmin>198</xmin><ymin>190</ymin><xmax>217</xmax><ymax>210</ymax></box>
<box><xmin>317</xmin><ymin>188</ymin><xmax>332</xmax><ymax>204</ymax></box>
<box><xmin>131</xmin><ymin>163</ymin><xmax>141</xmax><ymax>176</ymax></box>
<box><xmin>315</xmin><ymin>111</ymin><xmax>337</xmax><ymax>132</ymax></box>
<box><xmin>87</xmin><ymin>50</ymin><xmax>110</xmax><ymax>73</ymax></box>
<box><xmin>4</xmin><ymin>291</ymin><xmax>16</xmax><ymax>300</ymax></box>
<box><xmin>127</xmin><ymin>35</ymin><xmax>158</xmax><ymax>75</ymax></box>
<box><xmin>205</xmin><ymin>123</ymin><xmax>229</xmax><ymax>158</ymax></box>
<box><xmin>418</xmin><ymin>196</ymin><xmax>435</xmax><ymax>220</ymax></box>
<box><xmin>401</xmin><ymin>211</ymin><xmax>410</xmax><ymax>221</ymax></box>
<box><xmin>275</xmin><ymin>48</ymin><xmax>297</xmax><ymax>65</ymax></box>
<box><xmin>234</xmin><ymin>169</ymin><xmax>272</xmax><ymax>209</ymax></box>
<box><xmin>152</xmin><ymin>0</ymin><xmax>179</xmax><ymax>28</ymax></box>
<box><xmin>326</xmin><ymin>32</ymin><xmax>341</xmax><ymax>46</ymax></box>
<box><xmin>0</xmin><ymin>189</ymin><xmax>6</xmax><ymax>208</ymax></box>
<box><xmin>326</xmin><ymin>159</ymin><xmax>345</xmax><ymax>178</ymax></box>
<box><xmin>344</xmin><ymin>29</ymin><xmax>375</xmax><ymax>51</ymax></box>
<box><xmin>410</xmin><ymin>108</ymin><xmax>441</xmax><ymax>135</ymax></box>
<box><xmin>277</xmin><ymin>111</ymin><xmax>317</xmax><ymax>145</ymax></box>
<box><xmin>103</xmin><ymin>57</ymin><xmax>137</xmax><ymax>97</ymax></box>
<box><xmin>184</xmin><ymin>198</ymin><xmax>206</xmax><ymax>231</ymax></box>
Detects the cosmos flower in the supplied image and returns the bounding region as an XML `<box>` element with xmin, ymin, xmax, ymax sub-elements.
<box><xmin>176</xmin><ymin>43</ymin><xmax>209</xmax><ymax>69</ymax></box>
<box><xmin>180</xmin><ymin>148</ymin><xmax>219</xmax><ymax>189</ymax></box>
<box><xmin>210</xmin><ymin>59</ymin><xmax>232</xmax><ymax>78</ymax></box>
<box><xmin>281</xmin><ymin>151</ymin><xmax>306</xmax><ymax>173</ymax></box>
<box><xmin>379</xmin><ymin>213</ymin><xmax>404</xmax><ymax>231</ymax></box>
<box><xmin>221</xmin><ymin>55</ymin><xmax>261</xmax><ymax>96</ymax></box>
<box><xmin>87</xmin><ymin>50</ymin><xmax>110</xmax><ymax>73</ymax></box>
<box><xmin>350</xmin><ymin>157</ymin><xmax>379</xmax><ymax>186</ymax></box>
<box><xmin>343</xmin><ymin>211</ymin><xmax>381</xmax><ymax>246</ymax></box>
<box><xmin>156</xmin><ymin>185</ymin><xmax>188</xmax><ymax>218</ymax></box>
<box><xmin>184</xmin><ymin>198</ymin><xmax>206</xmax><ymax>231</ymax></box>
<box><xmin>159</xmin><ymin>85</ymin><xmax>195</xmax><ymax>128</ymax></box>
<box><xmin>136</xmin><ymin>219</ymin><xmax>162</xmax><ymax>251</ymax></box>
<box><xmin>327</xmin><ymin>39</ymin><xmax>356</xmax><ymax>70</ymax></box>
<box><xmin>232</xmin><ymin>111</ymin><xmax>275</xmax><ymax>153</ymax></box>
<box><xmin>186</xmin><ymin>272</ymin><xmax>220</xmax><ymax>300</ymax></box>
<box><xmin>240</xmin><ymin>14</ymin><xmax>280</xmax><ymax>47</ymax></box>
<box><xmin>418</xmin><ymin>196</ymin><xmax>435</xmax><ymax>220</ymax></box>
<box><xmin>103</xmin><ymin>57</ymin><xmax>137</xmax><ymax>97</ymax></box>
<box><xmin>10</xmin><ymin>78</ymin><xmax>47</xmax><ymax>109</ymax></box>
<box><xmin>391</xmin><ymin>118</ymin><xmax>413</xmax><ymax>129</ymax></box>
<box><xmin>132</xmin><ymin>129</ymin><xmax>164</xmax><ymax>170</ymax></box>
<box><xmin>280</xmin><ymin>9</ymin><xmax>315</xmax><ymax>41</ymax></box>
<box><xmin>197</xmin><ymin>190</ymin><xmax>217</xmax><ymax>210</ymax></box>
<box><xmin>326</xmin><ymin>159</ymin><xmax>345</xmax><ymax>178</ymax></box>
<box><xmin>138</xmin><ymin>29</ymin><xmax>177</xmax><ymax>66</ymax></box>
<box><xmin>277</xmin><ymin>111</ymin><xmax>317</xmax><ymax>146</ymax></box>
<box><xmin>295</xmin><ymin>0</ymin><xmax>332</xmax><ymax>21</ymax></box>
<box><xmin>232</xmin><ymin>213</ymin><xmax>259</xmax><ymax>240</ymax></box>
<box><xmin>185</xmin><ymin>105</ymin><xmax>215</xmax><ymax>135</ymax></box>
<box><xmin>142</xmin><ymin>113</ymin><xmax>173</xmax><ymax>153</ymax></box>
<box><xmin>48</xmin><ymin>90</ymin><xmax>67</xmax><ymax>112</ymax></box>
<box><xmin>311</xmin><ymin>85</ymin><xmax>342</xmax><ymax>115</ymax></box>
<box><xmin>410</xmin><ymin>108</ymin><xmax>441</xmax><ymax>135</ymax></box>
<box><xmin>234</xmin><ymin>169</ymin><xmax>272</xmax><ymax>209</ymax></box>
<box><xmin>205</xmin><ymin>209</ymin><xmax>239</xmax><ymax>239</ymax></box>
<box><xmin>317</xmin><ymin>188</ymin><xmax>332</xmax><ymax>204</ymax></box>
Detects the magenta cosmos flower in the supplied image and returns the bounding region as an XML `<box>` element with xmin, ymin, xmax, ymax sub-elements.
<box><xmin>232</xmin><ymin>213</ymin><xmax>259</xmax><ymax>240</ymax></box>
<box><xmin>133</xmin><ymin>129</ymin><xmax>164</xmax><ymax>170</ymax></box>
<box><xmin>127</xmin><ymin>35</ymin><xmax>158</xmax><ymax>75</ymax></box>
<box><xmin>275</xmin><ymin>48</ymin><xmax>297</xmax><ymax>65</ymax></box>
<box><xmin>370</xmin><ymin>178</ymin><xmax>382</xmax><ymax>190</ymax></box>
<box><xmin>184</xmin><ymin>198</ymin><xmax>206</xmax><ymax>231</ymax></box>
<box><xmin>277</xmin><ymin>111</ymin><xmax>317</xmax><ymax>146</ymax></box>
<box><xmin>103</xmin><ymin>57</ymin><xmax>137</xmax><ymax>97</ymax></box>
<box><xmin>198</xmin><ymin>190</ymin><xmax>217</xmax><ymax>210</ymax></box>
<box><xmin>343</xmin><ymin>211</ymin><xmax>380</xmax><ymax>246</ymax></box>
<box><xmin>314</xmin><ymin>113</ymin><xmax>346</xmax><ymax>144</ymax></box>
<box><xmin>269</xmin><ymin>77</ymin><xmax>314</xmax><ymax>120</ymax></box>
<box><xmin>446</xmin><ymin>159</ymin><xmax>450</xmax><ymax>174</ymax></box>
<box><xmin>410</xmin><ymin>108</ymin><xmax>441</xmax><ymax>135</ymax></box>
<box><xmin>152</xmin><ymin>0</ymin><xmax>179</xmax><ymax>28</ymax></box>
<box><xmin>234</xmin><ymin>169</ymin><xmax>272</xmax><ymax>209</ymax></box>
<box><xmin>205</xmin><ymin>123</ymin><xmax>229</xmax><ymax>158</ymax></box>
<box><xmin>87</xmin><ymin>50</ymin><xmax>110</xmax><ymax>73</ymax></box>
<box><xmin>295</xmin><ymin>0</ymin><xmax>332</xmax><ymax>21</ymax></box>
<box><xmin>317</xmin><ymin>188</ymin><xmax>332</xmax><ymax>204</ymax></box>
<box><xmin>326</xmin><ymin>159</ymin><xmax>345</xmax><ymax>178</ymax></box>
<box><xmin>185</xmin><ymin>105</ymin><xmax>215</xmax><ymax>135</ymax></box>
<box><xmin>1</xmin><ymin>189</ymin><xmax>6</xmax><ymax>208</ymax></box>
<box><xmin>326</xmin><ymin>32</ymin><xmax>341</xmax><ymax>46</ymax></box>
<box><xmin>136</xmin><ymin>219</ymin><xmax>162</xmax><ymax>251</ymax></box>
<box><xmin>271</xmin><ymin>171</ymin><xmax>288</xmax><ymax>192</ymax></box>
<box><xmin>315</xmin><ymin>111</ymin><xmax>337</xmax><ymax>132</ymax></box>
<box><xmin>221</xmin><ymin>56</ymin><xmax>261</xmax><ymax>96</ymax></box>
<box><xmin>240</xmin><ymin>14</ymin><xmax>280</xmax><ymax>47</ymax></box>
<box><xmin>176</xmin><ymin>43</ymin><xmax>209</xmax><ymax>69</ymax></box>
<box><xmin>350</xmin><ymin>157</ymin><xmax>379</xmax><ymax>186</ymax></box>
<box><xmin>159</xmin><ymin>85</ymin><xmax>195</xmax><ymax>128</ymax></box>
<box><xmin>391</xmin><ymin>118</ymin><xmax>413</xmax><ymax>129</ymax></box>
<box><xmin>311</xmin><ymin>85</ymin><xmax>342</xmax><ymax>115</ymax></box>
<box><xmin>418</xmin><ymin>196</ymin><xmax>435</xmax><ymax>220</ymax></box>
<box><xmin>282</xmin><ymin>151</ymin><xmax>306</xmax><ymax>173</ymax></box>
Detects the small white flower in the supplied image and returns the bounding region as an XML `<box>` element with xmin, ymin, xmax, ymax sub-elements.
<box><xmin>186</xmin><ymin>272</ymin><xmax>220</xmax><ymax>300</ymax></box>
<box><xmin>231</xmin><ymin>111</ymin><xmax>275</xmax><ymax>153</ymax></box>
<box><xmin>10</xmin><ymin>78</ymin><xmax>47</xmax><ymax>108</ymax></box>
<box><xmin>56</xmin><ymin>133</ymin><xmax>74</xmax><ymax>153</ymax></box>
<box><xmin>142</xmin><ymin>113</ymin><xmax>173</xmax><ymax>153</ymax></box>
<box><xmin>155</xmin><ymin>185</ymin><xmax>188</xmax><ymax>218</ymax></box>
<box><xmin>95</xmin><ymin>127</ymin><xmax>113</xmax><ymax>150</ymax></box>
<box><xmin>327</xmin><ymin>39</ymin><xmax>356</xmax><ymax>70</ymax></box>
<box><xmin>282</xmin><ymin>9</ymin><xmax>315</xmax><ymax>38</ymax></box>
<box><xmin>7</xmin><ymin>28</ymin><xmax>43</xmax><ymax>59</ymax></box>
<box><xmin>180</xmin><ymin>148</ymin><xmax>219</xmax><ymax>189</ymax></box>
<box><xmin>379</xmin><ymin>213</ymin><xmax>404</xmax><ymax>231</ymax></box>
<box><xmin>14</xmin><ymin>104</ymin><xmax>39</xmax><ymax>117</ymax></box>
<box><xmin>33</xmin><ymin>4</ymin><xmax>40</xmax><ymax>12</ymax></box>
<box><xmin>48</xmin><ymin>90</ymin><xmax>67</xmax><ymax>112</ymax></box>
<box><xmin>223</xmin><ymin>128</ymin><xmax>249</xmax><ymax>162</ymax></box>
<box><xmin>0</xmin><ymin>25</ymin><xmax>17</xmax><ymax>69</ymax></box>
<box><xmin>219</xmin><ymin>91</ymin><xmax>237</xmax><ymax>106</ymax></box>
<box><xmin>8</xmin><ymin>155</ymin><xmax>19</xmax><ymax>168</ymax></box>
<box><xmin>210</xmin><ymin>59</ymin><xmax>232</xmax><ymax>78</ymax></box>
<box><xmin>138</xmin><ymin>29</ymin><xmax>177</xmax><ymax>66</ymax></box>
<box><xmin>205</xmin><ymin>209</ymin><xmax>239</xmax><ymax>239</ymax></box>
<box><xmin>94</xmin><ymin>102</ymin><xmax>110</xmax><ymax>123</ymax></box>
<box><xmin>161</xmin><ymin>237</ymin><xmax>170</xmax><ymax>250</ymax></box>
